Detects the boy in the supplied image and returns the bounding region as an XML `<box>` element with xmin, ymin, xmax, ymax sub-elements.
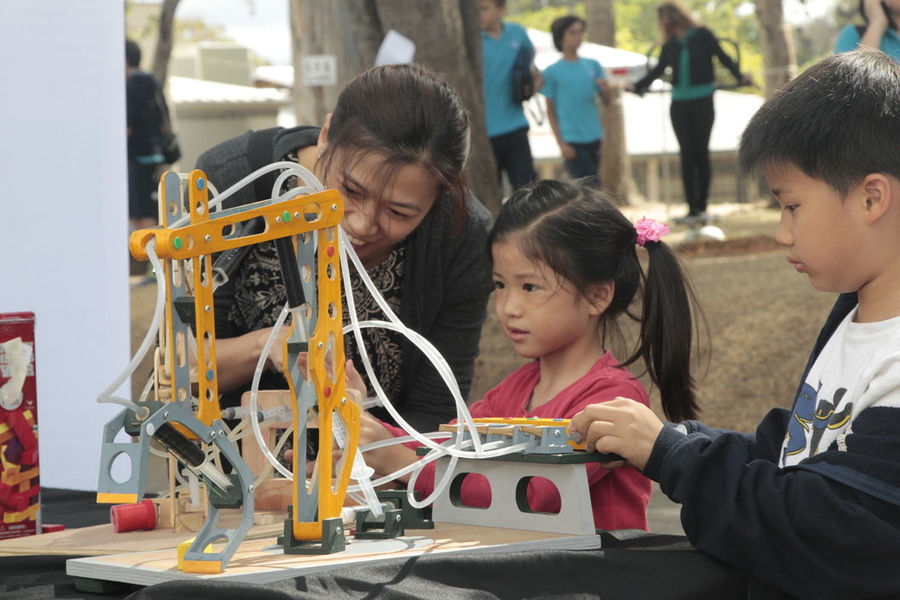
<box><xmin>570</xmin><ymin>49</ymin><xmax>900</xmax><ymax>599</ymax></box>
<box><xmin>479</xmin><ymin>0</ymin><xmax>538</xmax><ymax>191</ymax></box>
<box><xmin>543</xmin><ymin>15</ymin><xmax>609</xmax><ymax>184</ymax></box>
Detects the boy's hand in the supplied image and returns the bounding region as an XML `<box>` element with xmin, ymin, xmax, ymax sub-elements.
<box><xmin>568</xmin><ymin>398</ymin><xmax>664</xmax><ymax>471</ymax></box>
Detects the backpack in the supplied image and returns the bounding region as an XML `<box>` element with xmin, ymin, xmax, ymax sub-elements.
<box><xmin>512</xmin><ymin>43</ymin><xmax>536</xmax><ymax>103</ymax></box>
<box><xmin>153</xmin><ymin>87</ymin><xmax>182</xmax><ymax>164</ymax></box>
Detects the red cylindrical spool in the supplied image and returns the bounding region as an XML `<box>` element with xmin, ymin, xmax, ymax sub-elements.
<box><xmin>110</xmin><ymin>499</ymin><xmax>157</xmax><ymax>533</ymax></box>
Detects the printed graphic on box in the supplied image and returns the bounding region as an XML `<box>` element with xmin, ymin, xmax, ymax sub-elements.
<box><xmin>0</xmin><ymin>312</ymin><xmax>40</xmax><ymax>539</ymax></box>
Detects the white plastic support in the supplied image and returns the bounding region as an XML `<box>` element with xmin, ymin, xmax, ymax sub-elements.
<box><xmin>431</xmin><ymin>456</ymin><xmax>595</xmax><ymax>535</ymax></box>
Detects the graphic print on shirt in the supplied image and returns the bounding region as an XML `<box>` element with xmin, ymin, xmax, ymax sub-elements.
<box><xmin>783</xmin><ymin>382</ymin><xmax>853</xmax><ymax>462</ymax></box>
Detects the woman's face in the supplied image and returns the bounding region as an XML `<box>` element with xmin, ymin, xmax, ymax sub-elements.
<box><xmin>324</xmin><ymin>151</ymin><xmax>439</xmax><ymax>269</ymax></box>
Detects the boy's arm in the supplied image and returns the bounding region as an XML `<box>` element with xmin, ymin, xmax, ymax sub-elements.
<box><xmin>645</xmin><ymin>408</ymin><xmax>900</xmax><ymax>599</ymax></box>
<box><xmin>545</xmin><ymin>98</ymin><xmax>575</xmax><ymax>162</ymax></box>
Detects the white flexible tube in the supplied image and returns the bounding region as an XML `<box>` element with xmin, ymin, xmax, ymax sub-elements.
<box><xmin>97</xmin><ymin>239</ymin><xmax>165</xmax><ymax>417</ymax></box>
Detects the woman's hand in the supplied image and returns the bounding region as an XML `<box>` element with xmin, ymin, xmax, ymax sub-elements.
<box><xmin>560</xmin><ymin>142</ymin><xmax>576</xmax><ymax>162</ymax></box>
<box><xmin>568</xmin><ymin>397</ymin><xmax>665</xmax><ymax>472</ymax></box>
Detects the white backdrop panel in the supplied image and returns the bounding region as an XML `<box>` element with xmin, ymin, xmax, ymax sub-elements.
<box><xmin>0</xmin><ymin>1</ymin><xmax>129</xmax><ymax>490</ymax></box>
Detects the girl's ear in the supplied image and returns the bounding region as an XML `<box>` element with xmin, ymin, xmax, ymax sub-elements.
<box><xmin>587</xmin><ymin>281</ymin><xmax>615</xmax><ymax>316</ymax></box>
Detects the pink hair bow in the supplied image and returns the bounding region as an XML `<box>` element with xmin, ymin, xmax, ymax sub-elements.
<box><xmin>634</xmin><ymin>217</ymin><xmax>670</xmax><ymax>247</ymax></box>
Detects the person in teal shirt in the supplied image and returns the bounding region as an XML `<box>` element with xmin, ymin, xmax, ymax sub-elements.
<box><xmin>543</xmin><ymin>16</ymin><xmax>609</xmax><ymax>185</ymax></box>
<box><xmin>480</xmin><ymin>0</ymin><xmax>539</xmax><ymax>191</ymax></box>
<box><xmin>631</xmin><ymin>2</ymin><xmax>749</xmax><ymax>225</ymax></box>
<box><xmin>834</xmin><ymin>0</ymin><xmax>900</xmax><ymax>60</ymax></box>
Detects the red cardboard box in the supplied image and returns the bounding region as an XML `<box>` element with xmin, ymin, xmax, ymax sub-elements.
<box><xmin>0</xmin><ymin>312</ymin><xmax>40</xmax><ymax>539</ymax></box>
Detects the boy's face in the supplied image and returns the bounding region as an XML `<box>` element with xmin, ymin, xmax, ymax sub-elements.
<box><xmin>479</xmin><ymin>0</ymin><xmax>504</xmax><ymax>31</ymax></box>
<box><xmin>561</xmin><ymin>21</ymin><xmax>585</xmax><ymax>53</ymax></box>
<box><xmin>765</xmin><ymin>162</ymin><xmax>869</xmax><ymax>294</ymax></box>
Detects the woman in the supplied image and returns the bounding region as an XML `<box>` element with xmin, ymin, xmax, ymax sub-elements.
<box><xmin>835</xmin><ymin>0</ymin><xmax>900</xmax><ymax>59</ymax></box>
<box><xmin>198</xmin><ymin>64</ymin><xmax>493</xmax><ymax>433</ymax></box>
<box><xmin>631</xmin><ymin>2</ymin><xmax>750</xmax><ymax>225</ymax></box>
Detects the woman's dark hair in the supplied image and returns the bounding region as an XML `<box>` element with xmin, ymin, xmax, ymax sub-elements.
<box><xmin>488</xmin><ymin>179</ymin><xmax>700</xmax><ymax>422</ymax></box>
<box><xmin>319</xmin><ymin>64</ymin><xmax>471</xmax><ymax>229</ymax></box>
<box><xmin>657</xmin><ymin>2</ymin><xmax>698</xmax><ymax>39</ymax></box>
<box><xmin>551</xmin><ymin>16</ymin><xmax>586</xmax><ymax>52</ymax></box>
<box><xmin>859</xmin><ymin>0</ymin><xmax>898</xmax><ymax>30</ymax></box>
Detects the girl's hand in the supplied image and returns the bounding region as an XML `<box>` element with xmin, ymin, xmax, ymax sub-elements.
<box><xmin>863</xmin><ymin>0</ymin><xmax>890</xmax><ymax>26</ymax></box>
<box><xmin>256</xmin><ymin>325</ymin><xmax>293</xmax><ymax>372</ymax></box>
<box><xmin>560</xmin><ymin>142</ymin><xmax>576</xmax><ymax>161</ymax></box>
<box><xmin>345</xmin><ymin>360</ymin><xmax>368</xmax><ymax>405</ymax></box>
<box><xmin>568</xmin><ymin>397</ymin><xmax>664</xmax><ymax>471</ymax></box>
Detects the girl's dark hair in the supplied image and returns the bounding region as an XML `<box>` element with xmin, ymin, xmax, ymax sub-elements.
<box><xmin>319</xmin><ymin>64</ymin><xmax>471</xmax><ymax>229</ymax></box>
<box><xmin>859</xmin><ymin>0</ymin><xmax>898</xmax><ymax>30</ymax></box>
<box><xmin>657</xmin><ymin>2</ymin><xmax>698</xmax><ymax>39</ymax></box>
<box><xmin>488</xmin><ymin>179</ymin><xmax>700</xmax><ymax>421</ymax></box>
<box><xmin>551</xmin><ymin>16</ymin><xmax>586</xmax><ymax>52</ymax></box>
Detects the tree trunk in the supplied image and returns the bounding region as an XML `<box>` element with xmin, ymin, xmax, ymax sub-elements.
<box><xmin>585</xmin><ymin>0</ymin><xmax>643</xmax><ymax>206</ymax></box>
<box><xmin>373</xmin><ymin>0</ymin><xmax>500</xmax><ymax>212</ymax></box>
<box><xmin>290</xmin><ymin>0</ymin><xmax>500</xmax><ymax>213</ymax></box>
<box><xmin>756</xmin><ymin>0</ymin><xmax>797</xmax><ymax>97</ymax></box>
<box><xmin>150</xmin><ymin>0</ymin><xmax>180</xmax><ymax>92</ymax></box>
<box><xmin>290</xmin><ymin>0</ymin><xmax>382</xmax><ymax>125</ymax></box>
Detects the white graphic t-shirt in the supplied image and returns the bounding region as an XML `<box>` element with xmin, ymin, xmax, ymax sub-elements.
<box><xmin>780</xmin><ymin>307</ymin><xmax>900</xmax><ymax>467</ymax></box>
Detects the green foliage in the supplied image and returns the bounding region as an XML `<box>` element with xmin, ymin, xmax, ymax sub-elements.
<box><xmin>506</xmin><ymin>4</ymin><xmax>585</xmax><ymax>32</ymax></box>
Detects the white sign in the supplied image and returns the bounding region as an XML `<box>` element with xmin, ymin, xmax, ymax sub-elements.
<box><xmin>301</xmin><ymin>54</ymin><xmax>338</xmax><ymax>87</ymax></box>
<box><xmin>375</xmin><ymin>29</ymin><xmax>416</xmax><ymax>67</ymax></box>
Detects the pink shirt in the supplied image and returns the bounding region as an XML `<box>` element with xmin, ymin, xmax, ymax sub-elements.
<box><xmin>382</xmin><ymin>352</ymin><xmax>652</xmax><ymax>531</ymax></box>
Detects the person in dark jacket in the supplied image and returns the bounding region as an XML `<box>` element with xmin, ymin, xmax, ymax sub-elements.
<box><xmin>197</xmin><ymin>64</ymin><xmax>493</xmax><ymax>434</ymax></box>
<box><xmin>571</xmin><ymin>51</ymin><xmax>900</xmax><ymax>600</ymax></box>
<box><xmin>631</xmin><ymin>2</ymin><xmax>750</xmax><ymax>224</ymax></box>
<box><xmin>125</xmin><ymin>39</ymin><xmax>166</xmax><ymax>232</ymax></box>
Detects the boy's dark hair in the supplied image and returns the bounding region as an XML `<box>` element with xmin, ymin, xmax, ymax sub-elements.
<box><xmin>551</xmin><ymin>16</ymin><xmax>585</xmax><ymax>52</ymax></box>
<box><xmin>125</xmin><ymin>39</ymin><xmax>142</xmax><ymax>68</ymax></box>
<box><xmin>488</xmin><ymin>179</ymin><xmax>700</xmax><ymax>422</ymax></box>
<box><xmin>319</xmin><ymin>64</ymin><xmax>471</xmax><ymax>229</ymax></box>
<box><xmin>739</xmin><ymin>50</ymin><xmax>900</xmax><ymax>196</ymax></box>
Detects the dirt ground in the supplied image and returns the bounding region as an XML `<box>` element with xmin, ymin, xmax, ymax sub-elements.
<box><xmin>130</xmin><ymin>201</ymin><xmax>835</xmax><ymax>433</ymax></box>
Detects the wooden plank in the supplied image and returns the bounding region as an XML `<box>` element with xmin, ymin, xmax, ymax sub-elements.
<box><xmin>66</xmin><ymin>522</ymin><xmax>602</xmax><ymax>586</ymax></box>
<box><xmin>0</xmin><ymin>509</ymin><xmax>284</xmax><ymax>557</ymax></box>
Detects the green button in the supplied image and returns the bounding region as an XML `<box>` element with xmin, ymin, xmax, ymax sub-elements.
<box><xmin>173</xmin><ymin>237</ymin><xmax>183</xmax><ymax>250</ymax></box>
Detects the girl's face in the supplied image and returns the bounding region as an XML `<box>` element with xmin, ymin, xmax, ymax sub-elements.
<box><xmin>491</xmin><ymin>236</ymin><xmax>607</xmax><ymax>365</ymax></box>
<box><xmin>561</xmin><ymin>21</ymin><xmax>584</xmax><ymax>53</ymax></box>
<box><xmin>326</xmin><ymin>151</ymin><xmax>439</xmax><ymax>269</ymax></box>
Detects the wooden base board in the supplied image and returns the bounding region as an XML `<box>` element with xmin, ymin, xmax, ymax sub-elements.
<box><xmin>0</xmin><ymin>509</ymin><xmax>284</xmax><ymax>557</ymax></box>
<box><xmin>66</xmin><ymin>522</ymin><xmax>602</xmax><ymax>587</ymax></box>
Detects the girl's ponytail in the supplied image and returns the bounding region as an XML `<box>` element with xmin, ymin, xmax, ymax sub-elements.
<box><xmin>635</xmin><ymin>239</ymin><xmax>699</xmax><ymax>421</ymax></box>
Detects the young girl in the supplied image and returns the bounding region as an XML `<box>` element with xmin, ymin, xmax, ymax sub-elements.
<box><xmin>357</xmin><ymin>178</ymin><xmax>700</xmax><ymax>531</ymax></box>
<box><xmin>834</xmin><ymin>0</ymin><xmax>900</xmax><ymax>59</ymax></box>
